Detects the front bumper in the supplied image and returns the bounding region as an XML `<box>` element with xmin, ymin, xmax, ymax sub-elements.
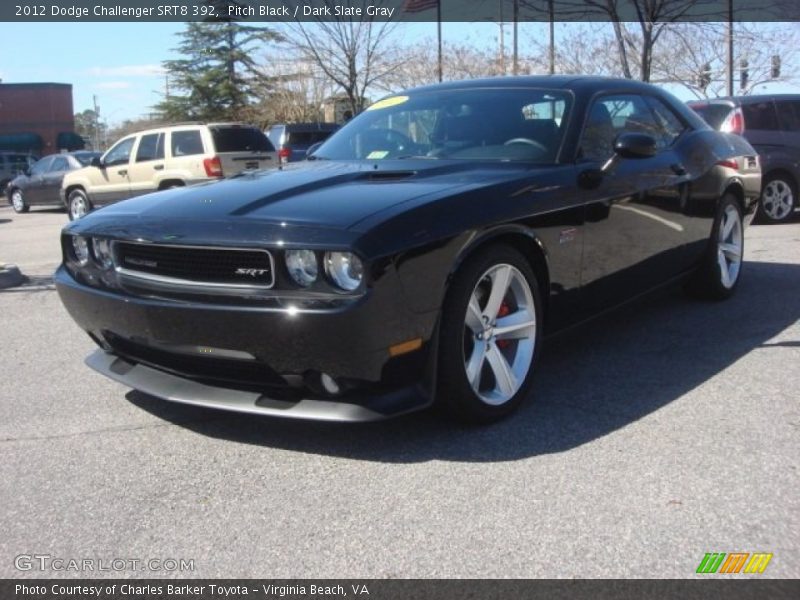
<box><xmin>86</xmin><ymin>350</ymin><xmax>427</xmax><ymax>421</ymax></box>
<box><xmin>55</xmin><ymin>266</ymin><xmax>438</xmax><ymax>420</ymax></box>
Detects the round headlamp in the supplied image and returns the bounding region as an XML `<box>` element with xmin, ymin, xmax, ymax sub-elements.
<box><xmin>285</xmin><ymin>249</ymin><xmax>318</xmax><ymax>287</ymax></box>
<box><xmin>325</xmin><ymin>252</ymin><xmax>363</xmax><ymax>291</ymax></box>
<box><xmin>71</xmin><ymin>235</ymin><xmax>90</xmax><ymax>266</ymax></box>
<box><xmin>91</xmin><ymin>238</ymin><xmax>113</xmax><ymax>270</ymax></box>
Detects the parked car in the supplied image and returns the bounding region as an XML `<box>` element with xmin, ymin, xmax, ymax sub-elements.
<box><xmin>56</xmin><ymin>76</ymin><xmax>760</xmax><ymax>424</ymax></box>
<box><xmin>689</xmin><ymin>94</ymin><xmax>800</xmax><ymax>223</ymax></box>
<box><xmin>0</xmin><ymin>151</ymin><xmax>38</xmax><ymax>192</ymax></box>
<box><xmin>61</xmin><ymin>123</ymin><xmax>276</xmax><ymax>220</ymax></box>
<box><xmin>6</xmin><ymin>151</ymin><xmax>100</xmax><ymax>214</ymax></box>
<box><xmin>266</xmin><ymin>122</ymin><xmax>339</xmax><ymax>163</ymax></box>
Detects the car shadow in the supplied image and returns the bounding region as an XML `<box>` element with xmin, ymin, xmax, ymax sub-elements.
<box><xmin>127</xmin><ymin>260</ymin><xmax>800</xmax><ymax>463</ymax></box>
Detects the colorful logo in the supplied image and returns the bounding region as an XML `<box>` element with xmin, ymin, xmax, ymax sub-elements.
<box><xmin>696</xmin><ymin>552</ymin><xmax>773</xmax><ymax>574</ymax></box>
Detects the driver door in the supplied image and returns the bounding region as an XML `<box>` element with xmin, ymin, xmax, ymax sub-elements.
<box><xmin>92</xmin><ymin>136</ymin><xmax>135</xmax><ymax>206</ymax></box>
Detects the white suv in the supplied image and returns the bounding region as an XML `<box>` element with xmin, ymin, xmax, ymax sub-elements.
<box><xmin>61</xmin><ymin>123</ymin><xmax>276</xmax><ymax>219</ymax></box>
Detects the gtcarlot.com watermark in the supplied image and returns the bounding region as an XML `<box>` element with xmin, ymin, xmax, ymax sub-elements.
<box><xmin>15</xmin><ymin>554</ymin><xmax>195</xmax><ymax>572</ymax></box>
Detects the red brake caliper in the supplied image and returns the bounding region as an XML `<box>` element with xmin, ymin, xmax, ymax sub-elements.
<box><xmin>496</xmin><ymin>302</ymin><xmax>511</xmax><ymax>349</ymax></box>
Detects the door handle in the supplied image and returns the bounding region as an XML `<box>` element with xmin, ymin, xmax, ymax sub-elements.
<box><xmin>153</xmin><ymin>164</ymin><xmax>164</xmax><ymax>171</ymax></box>
<box><xmin>671</xmin><ymin>163</ymin><xmax>687</xmax><ymax>176</ymax></box>
<box><xmin>117</xmin><ymin>169</ymin><xmax>128</xmax><ymax>176</ymax></box>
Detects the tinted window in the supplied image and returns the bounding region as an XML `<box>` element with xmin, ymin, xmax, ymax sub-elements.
<box><xmin>50</xmin><ymin>157</ymin><xmax>69</xmax><ymax>172</ymax></box>
<box><xmin>689</xmin><ymin>104</ymin><xmax>733</xmax><ymax>130</ymax></box>
<box><xmin>645</xmin><ymin>96</ymin><xmax>687</xmax><ymax>145</ymax></box>
<box><xmin>211</xmin><ymin>127</ymin><xmax>274</xmax><ymax>153</ymax></box>
<box><xmin>136</xmin><ymin>133</ymin><xmax>165</xmax><ymax>162</ymax></box>
<box><xmin>30</xmin><ymin>156</ymin><xmax>53</xmax><ymax>176</ymax></box>
<box><xmin>104</xmin><ymin>137</ymin><xmax>135</xmax><ymax>166</ymax></box>
<box><xmin>316</xmin><ymin>88</ymin><xmax>572</xmax><ymax>162</ymax></box>
<box><xmin>742</xmin><ymin>101</ymin><xmax>779</xmax><ymax>131</ymax></box>
<box><xmin>171</xmin><ymin>130</ymin><xmax>204</xmax><ymax>157</ymax></box>
<box><xmin>581</xmin><ymin>94</ymin><xmax>666</xmax><ymax>161</ymax></box>
<box><xmin>775</xmin><ymin>100</ymin><xmax>800</xmax><ymax>131</ymax></box>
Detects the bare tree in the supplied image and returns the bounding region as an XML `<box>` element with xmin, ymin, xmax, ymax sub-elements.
<box><xmin>282</xmin><ymin>1</ymin><xmax>403</xmax><ymax>115</ymax></box>
<box><xmin>651</xmin><ymin>22</ymin><xmax>799</xmax><ymax>98</ymax></box>
<box><xmin>390</xmin><ymin>39</ymin><xmax>501</xmax><ymax>89</ymax></box>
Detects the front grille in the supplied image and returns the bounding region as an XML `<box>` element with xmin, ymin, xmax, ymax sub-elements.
<box><xmin>105</xmin><ymin>333</ymin><xmax>291</xmax><ymax>393</ymax></box>
<box><xmin>114</xmin><ymin>242</ymin><xmax>274</xmax><ymax>288</ymax></box>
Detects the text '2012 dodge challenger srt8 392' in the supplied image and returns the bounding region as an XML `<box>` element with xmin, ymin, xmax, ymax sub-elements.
<box><xmin>56</xmin><ymin>76</ymin><xmax>761</xmax><ymax>423</ymax></box>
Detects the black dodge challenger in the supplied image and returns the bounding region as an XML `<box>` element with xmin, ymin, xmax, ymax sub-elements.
<box><xmin>56</xmin><ymin>76</ymin><xmax>761</xmax><ymax>423</ymax></box>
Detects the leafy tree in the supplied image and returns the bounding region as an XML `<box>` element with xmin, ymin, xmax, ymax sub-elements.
<box><xmin>73</xmin><ymin>109</ymin><xmax>107</xmax><ymax>151</ymax></box>
<box><xmin>156</xmin><ymin>18</ymin><xmax>282</xmax><ymax>122</ymax></box>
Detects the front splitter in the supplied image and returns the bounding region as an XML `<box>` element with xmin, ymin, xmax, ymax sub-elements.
<box><xmin>86</xmin><ymin>350</ymin><xmax>431</xmax><ymax>422</ymax></box>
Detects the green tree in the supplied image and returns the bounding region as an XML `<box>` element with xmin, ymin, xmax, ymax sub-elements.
<box><xmin>73</xmin><ymin>109</ymin><xmax>106</xmax><ymax>151</ymax></box>
<box><xmin>156</xmin><ymin>19</ymin><xmax>281</xmax><ymax>122</ymax></box>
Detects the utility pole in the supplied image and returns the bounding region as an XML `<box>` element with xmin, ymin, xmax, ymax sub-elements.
<box><xmin>499</xmin><ymin>0</ymin><xmax>505</xmax><ymax>75</ymax></box>
<box><xmin>548</xmin><ymin>0</ymin><xmax>555</xmax><ymax>74</ymax></box>
<box><xmin>92</xmin><ymin>95</ymin><xmax>100</xmax><ymax>152</ymax></box>
<box><xmin>512</xmin><ymin>0</ymin><xmax>519</xmax><ymax>75</ymax></box>
<box><xmin>726</xmin><ymin>0</ymin><xmax>734</xmax><ymax>96</ymax></box>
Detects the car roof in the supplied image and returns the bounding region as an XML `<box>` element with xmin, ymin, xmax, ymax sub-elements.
<box><xmin>403</xmin><ymin>75</ymin><xmax>665</xmax><ymax>95</ymax></box>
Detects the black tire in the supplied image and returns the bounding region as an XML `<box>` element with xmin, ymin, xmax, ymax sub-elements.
<box><xmin>686</xmin><ymin>194</ymin><xmax>744</xmax><ymax>301</ymax></box>
<box><xmin>436</xmin><ymin>244</ymin><xmax>542</xmax><ymax>424</ymax></box>
<box><xmin>757</xmin><ymin>173</ymin><xmax>796</xmax><ymax>224</ymax></box>
<box><xmin>9</xmin><ymin>188</ymin><xmax>29</xmax><ymax>214</ymax></box>
<box><xmin>67</xmin><ymin>189</ymin><xmax>92</xmax><ymax>221</ymax></box>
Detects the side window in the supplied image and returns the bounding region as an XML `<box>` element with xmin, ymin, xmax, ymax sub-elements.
<box><xmin>170</xmin><ymin>130</ymin><xmax>204</xmax><ymax>157</ymax></box>
<box><xmin>644</xmin><ymin>96</ymin><xmax>688</xmax><ymax>146</ymax></box>
<box><xmin>581</xmin><ymin>95</ymin><xmax>657</xmax><ymax>160</ymax></box>
<box><xmin>103</xmin><ymin>137</ymin><xmax>136</xmax><ymax>166</ymax></box>
<box><xmin>775</xmin><ymin>100</ymin><xmax>800</xmax><ymax>131</ymax></box>
<box><xmin>30</xmin><ymin>157</ymin><xmax>53</xmax><ymax>176</ymax></box>
<box><xmin>136</xmin><ymin>133</ymin><xmax>164</xmax><ymax>162</ymax></box>
<box><xmin>50</xmin><ymin>157</ymin><xmax>69</xmax><ymax>172</ymax></box>
<box><xmin>742</xmin><ymin>101</ymin><xmax>779</xmax><ymax>131</ymax></box>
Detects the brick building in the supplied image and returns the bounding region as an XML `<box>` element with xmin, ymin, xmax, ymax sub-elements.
<box><xmin>0</xmin><ymin>83</ymin><xmax>83</xmax><ymax>157</ymax></box>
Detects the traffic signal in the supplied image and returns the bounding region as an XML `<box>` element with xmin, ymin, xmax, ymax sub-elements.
<box><xmin>697</xmin><ymin>62</ymin><xmax>712</xmax><ymax>89</ymax></box>
<box><xmin>771</xmin><ymin>55</ymin><xmax>781</xmax><ymax>79</ymax></box>
<box><xmin>740</xmin><ymin>59</ymin><xmax>749</xmax><ymax>90</ymax></box>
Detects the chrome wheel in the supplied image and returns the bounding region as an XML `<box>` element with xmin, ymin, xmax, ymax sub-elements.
<box><xmin>717</xmin><ymin>203</ymin><xmax>743</xmax><ymax>290</ymax></box>
<box><xmin>761</xmin><ymin>178</ymin><xmax>794</xmax><ymax>221</ymax></box>
<box><xmin>462</xmin><ymin>263</ymin><xmax>537</xmax><ymax>406</ymax></box>
<box><xmin>11</xmin><ymin>190</ymin><xmax>24</xmax><ymax>212</ymax></box>
<box><xmin>70</xmin><ymin>194</ymin><xmax>88</xmax><ymax>219</ymax></box>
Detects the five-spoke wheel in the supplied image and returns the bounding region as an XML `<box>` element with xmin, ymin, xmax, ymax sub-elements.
<box><xmin>437</xmin><ymin>245</ymin><xmax>541</xmax><ymax>422</ymax></box>
<box><xmin>758</xmin><ymin>175</ymin><xmax>796</xmax><ymax>224</ymax></box>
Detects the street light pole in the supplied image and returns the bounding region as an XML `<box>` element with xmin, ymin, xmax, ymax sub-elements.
<box><xmin>726</xmin><ymin>0</ymin><xmax>734</xmax><ymax>96</ymax></box>
<box><xmin>92</xmin><ymin>95</ymin><xmax>100</xmax><ymax>152</ymax></box>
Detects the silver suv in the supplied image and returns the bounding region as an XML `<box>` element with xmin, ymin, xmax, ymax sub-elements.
<box><xmin>61</xmin><ymin>123</ymin><xmax>276</xmax><ymax>219</ymax></box>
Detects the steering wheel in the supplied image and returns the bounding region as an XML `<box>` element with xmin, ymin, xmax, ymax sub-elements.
<box><xmin>504</xmin><ymin>138</ymin><xmax>548</xmax><ymax>152</ymax></box>
<box><xmin>364</xmin><ymin>128</ymin><xmax>414</xmax><ymax>150</ymax></box>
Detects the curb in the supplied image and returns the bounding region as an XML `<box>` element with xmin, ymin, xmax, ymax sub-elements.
<box><xmin>0</xmin><ymin>264</ymin><xmax>24</xmax><ymax>289</ymax></box>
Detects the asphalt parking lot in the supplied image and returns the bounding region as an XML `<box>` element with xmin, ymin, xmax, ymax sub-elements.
<box><xmin>0</xmin><ymin>204</ymin><xmax>798</xmax><ymax>579</ymax></box>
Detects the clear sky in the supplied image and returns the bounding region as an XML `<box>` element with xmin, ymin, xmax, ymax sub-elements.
<box><xmin>2</xmin><ymin>21</ymin><xmax>798</xmax><ymax>127</ymax></box>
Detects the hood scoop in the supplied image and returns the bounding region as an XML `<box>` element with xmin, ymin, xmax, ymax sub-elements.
<box><xmin>365</xmin><ymin>170</ymin><xmax>416</xmax><ymax>182</ymax></box>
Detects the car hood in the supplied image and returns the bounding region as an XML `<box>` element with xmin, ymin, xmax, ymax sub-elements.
<box><xmin>81</xmin><ymin>160</ymin><xmax>538</xmax><ymax>227</ymax></box>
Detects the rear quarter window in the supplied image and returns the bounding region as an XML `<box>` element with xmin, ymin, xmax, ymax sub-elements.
<box><xmin>211</xmin><ymin>127</ymin><xmax>274</xmax><ymax>153</ymax></box>
<box><xmin>170</xmin><ymin>130</ymin><xmax>205</xmax><ymax>157</ymax></box>
<box><xmin>742</xmin><ymin>101</ymin><xmax>779</xmax><ymax>131</ymax></box>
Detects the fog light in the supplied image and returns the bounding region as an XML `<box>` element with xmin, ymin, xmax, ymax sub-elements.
<box><xmin>320</xmin><ymin>373</ymin><xmax>341</xmax><ymax>395</ymax></box>
<box><xmin>71</xmin><ymin>235</ymin><xmax>90</xmax><ymax>266</ymax></box>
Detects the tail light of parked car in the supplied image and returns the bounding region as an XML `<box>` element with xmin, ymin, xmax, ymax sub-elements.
<box><xmin>203</xmin><ymin>156</ymin><xmax>224</xmax><ymax>178</ymax></box>
<box><xmin>278</xmin><ymin>147</ymin><xmax>292</xmax><ymax>163</ymax></box>
<box><xmin>721</xmin><ymin>108</ymin><xmax>745</xmax><ymax>135</ymax></box>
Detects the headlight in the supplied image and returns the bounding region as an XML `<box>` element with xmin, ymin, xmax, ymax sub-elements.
<box><xmin>325</xmin><ymin>252</ymin><xmax>363</xmax><ymax>291</ymax></box>
<box><xmin>285</xmin><ymin>249</ymin><xmax>318</xmax><ymax>287</ymax></box>
<box><xmin>71</xmin><ymin>235</ymin><xmax>90</xmax><ymax>266</ymax></box>
<box><xmin>91</xmin><ymin>238</ymin><xmax>113</xmax><ymax>270</ymax></box>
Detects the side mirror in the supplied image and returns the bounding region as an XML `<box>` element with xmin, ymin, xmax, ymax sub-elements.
<box><xmin>91</xmin><ymin>156</ymin><xmax>103</xmax><ymax>168</ymax></box>
<box><xmin>306</xmin><ymin>141</ymin><xmax>323</xmax><ymax>160</ymax></box>
<box><xmin>613</xmin><ymin>132</ymin><xmax>657</xmax><ymax>159</ymax></box>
